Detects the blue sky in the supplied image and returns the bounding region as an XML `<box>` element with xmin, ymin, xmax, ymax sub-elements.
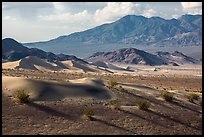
<box><xmin>2</xmin><ymin>2</ymin><xmax>202</xmax><ymax>43</ymax></box>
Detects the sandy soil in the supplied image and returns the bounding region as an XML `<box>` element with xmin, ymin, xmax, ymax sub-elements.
<box><xmin>111</xmin><ymin>63</ymin><xmax>202</xmax><ymax>77</ymax></box>
<box><xmin>2</xmin><ymin>67</ymin><xmax>202</xmax><ymax>135</ymax></box>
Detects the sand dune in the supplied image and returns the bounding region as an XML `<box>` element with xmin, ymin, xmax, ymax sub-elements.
<box><xmin>19</xmin><ymin>56</ymin><xmax>63</xmax><ymax>71</ymax></box>
<box><xmin>91</xmin><ymin>61</ymin><xmax>108</xmax><ymax>68</ymax></box>
<box><xmin>69</xmin><ymin>77</ymin><xmax>105</xmax><ymax>86</ymax></box>
<box><xmin>61</xmin><ymin>60</ymin><xmax>97</xmax><ymax>72</ymax></box>
<box><xmin>91</xmin><ymin>61</ymin><xmax>133</xmax><ymax>73</ymax></box>
<box><xmin>2</xmin><ymin>60</ymin><xmax>21</xmax><ymax>69</ymax></box>
<box><xmin>2</xmin><ymin>56</ymin><xmax>131</xmax><ymax>74</ymax></box>
<box><xmin>2</xmin><ymin>56</ymin><xmax>111</xmax><ymax>73</ymax></box>
<box><xmin>2</xmin><ymin>76</ymin><xmax>112</xmax><ymax>101</ymax></box>
<box><xmin>2</xmin><ymin>56</ymin><xmax>63</xmax><ymax>71</ymax></box>
<box><xmin>106</xmin><ymin>63</ymin><xmax>131</xmax><ymax>71</ymax></box>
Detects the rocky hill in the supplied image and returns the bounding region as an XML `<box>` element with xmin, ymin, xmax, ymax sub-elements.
<box><xmin>2</xmin><ymin>38</ymin><xmax>86</xmax><ymax>64</ymax></box>
<box><xmin>85</xmin><ymin>48</ymin><xmax>199</xmax><ymax>66</ymax></box>
<box><xmin>155</xmin><ymin>51</ymin><xmax>200</xmax><ymax>65</ymax></box>
<box><xmin>84</xmin><ymin>48</ymin><xmax>167</xmax><ymax>66</ymax></box>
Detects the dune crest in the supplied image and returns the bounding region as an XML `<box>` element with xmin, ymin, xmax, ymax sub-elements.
<box><xmin>2</xmin><ymin>56</ymin><xmax>113</xmax><ymax>73</ymax></box>
<box><xmin>2</xmin><ymin>76</ymin><xmax>111</xmax><ymax>101</ymax></box>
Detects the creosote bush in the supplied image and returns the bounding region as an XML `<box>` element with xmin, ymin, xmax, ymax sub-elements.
<box><xmin>107</xmin><ymin>79</ymin><xmax>118</xmax><ymax>87</ymax></box>
<box><xmin>160</xmin><ymin>91</ymin><xmax>173</xmax><ymax>102</ymax></box>
<box><xmin>13</xmin><ymin>90</ymin><xmax>30</xmax><ymax>103</ymax></box>
<box><xmin>108</xmin><ymin>99</ymin><xmax>120</xmax><ymax>110</ymax></box>
<box><xmin>118</xmin><ymin>86</ymin><xmax>125</xmax><ymax>92</ymax></box>
<box><xmin>187</xmin><ymin>93</ymin><xmax>199</xmax><ymax>103</ymax></box>
<box><xmin>136</xmin><ymin>99</ymin><xmax>151</xmax><ymax>110</ymax></box>
<box><xmin>190</xmin><ymin>120</ymin><xmax>199</xmax><ymax>127</ymax></box>
<box><xmin>83</xmin><ymin>108</ymin><xmax>94</xmax><ymax>120</ymax></box>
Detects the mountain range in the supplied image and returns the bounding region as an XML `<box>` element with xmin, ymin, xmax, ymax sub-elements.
<box><xmin>2</xmin><ymin>38</ymin><xmax>86</xmax><ymax>64</ymax></box>
<box><xmin>2</xmin><ymin>38</ymin><xmax>127</xmax><ymax>72</ymax></box>
<box><xmin>2</xmin><ymin>38</ymin><xmax>200</xmax><ymax>67</ymax></box>
<box><xmin>155</xmin><ymin>51</ymin><xmax>199</xmax><ymax>65</ymax></box>
<box><xmin>24</xmin><ymin>14</ymin><xmax>202</xmax><ymax>47</ymax></box>
<box><xmin>84</xmin><ymin>48</ymin><xmax>200</xmax><ymax>66</ymax></box>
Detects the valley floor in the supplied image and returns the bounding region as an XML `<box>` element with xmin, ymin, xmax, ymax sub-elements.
<box><xmin>2</xmin><ymin>68</ymin><xmax>202</xmax><ymax>135</ymax></box>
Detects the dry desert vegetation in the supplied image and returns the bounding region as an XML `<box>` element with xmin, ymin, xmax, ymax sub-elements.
<box><xmin>2</xmin><ymin>65</ymin><xmax>202</xmax><ymax>135</ymax></box>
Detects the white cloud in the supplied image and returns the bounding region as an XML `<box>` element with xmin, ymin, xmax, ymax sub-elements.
<box><xmin>3</xmin><ymin>16</ymin><xmax>16</xmax><ymax>20</ymax></box>
<box><xmin>52</xmin><ymin>2</ymin><xmax>66</xmax><ymax>13</ymax></box>
<box><xmin>142</xmin><ymin>9</ymin><xmax>156</xmax><ymax>18</ymax></box>
<box><xmin>2</xmin><ymin>4</ymin><xmax>6</xmax><ymax>9</ymax></box>
<box><xmin>181</xmin><ymin>2</ymin><xmax>202</xmax><ymax>14</ymax></box>
<box><xmin>181</xmin><ymin>2</ymin><xmax>202</xmax><ymax>9</ymax></box>
<box><xmin>38</xmin><ymin>10</ymin><xmax>92</xmax><ymax>23</ymax></box>
<box><xmin>172</xmin><ymin>14</ymin><xmax>180</xmax><ymax>19</ymax></box>
<box><xmin>94</xmin><ymin>2</ymin><xmax>139</xmax><ymax>24</ymax></box>
<box><xmin>2</xmin><ymin>2</ymin><xmax>52</xmax><ymax>10</ymax></box>
<box><xmin>2</xmin><ymin>2</ymin><xmax>53</xmax><ymax>21</ymax></box>
<box><xmin>39</xmin><ymin>2</ymin><xmax>140</xmax><ymax>26</ymax></box>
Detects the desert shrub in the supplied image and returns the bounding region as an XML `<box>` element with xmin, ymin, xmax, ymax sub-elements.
<box><xmin>185</xmin><ymin>89</ymin><xmax>190</xmax><ymax>92</ymax></box>
<box><xmin>83</xmin><ymin>107</ymin><xmax>94</xmax><ymax>119</ymax></box>
<box><xmin>108</xmin><ymin>99</ymin><xmax>120</xmax><ymax>109</ymax></box>
<box><xmin>160</xmin><ymin>91</ymin><xmax>173</xmax><ymax>102</ymax></box>
<box><xmin>187</xmin><ymin>96</ymin><xmax>194</xmax><ymax>103</ymax></box>
<box><xmin>136</xmin><ymin>99</ymin><xmax>151</xmax><ymax>110</ymax></box>
<box><xmin>154</xmin><ymin>68</ymin><xmax>158</xmax><ymax>71</ymax></box>
<box><xmin>13</xmin><ymin>90</ymin><xmax>30</xmax><ymax>103</ymax></box>
<box><xmin>187</xmin><ymin>93</ymin><xmax>199</xmax><ymax>103</ymax></box>
<box><xmin>190</xmin><ymin>93</ymin><xmax>199</xmax><ymax>100</ymax></box>
<box><xmin>190</xmin><ymin>120</ymin><xmax>199</xmax><ymax>127</ymax></box>
<box><xmin>117</xmin><ymin>86</ymin><xmax>125</xmax><ymax>92</ymax></box>
<box><xmin>107</xmin><ymin>79</ymin><xmax>118</xmax><ymax>87</ymax></box>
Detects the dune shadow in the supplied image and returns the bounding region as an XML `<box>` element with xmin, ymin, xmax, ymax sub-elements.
<box><xmin>171</xmin><ymin>99</ymin><xmax>202</xmax><ymax>114</ymax></box>
<box><xmin>114</xmin><ymin>88</ymin><xmax>172</xmax><ymax>109</ymax></box>
<box><xmin>117</xmin><ymin>84</ymin><xmax>202</xmax><ymax>115</ymax></box>
<box><xmin>146</xmin><ymin>109</ymin><xmax>201</xmax><ymax>130</ymax></box>
<box><xmin>27</xmin><ymin>102</ymin><xmax>75</xmax><ymax>120</ymax></box>
<box><xmin>91</xmin><ymin>117</ymin><xmax>136</xmax><ymax>134</ymax></box>
<box><xmin>96</xmin><ymin>67</ymin><xmax>114</xmax><ymax>74</ymax></box>
<box><xmin>120</xmin><ymin>83</ymin><xmax>160</xmax><ymax>92</ymax></box>
<box><xmin>118</xmin><ymin>108</ymin><xmax>169</xmax><ymax>128</ymax></box>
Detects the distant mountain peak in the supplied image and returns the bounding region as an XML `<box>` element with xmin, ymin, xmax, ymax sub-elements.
<box><xmin>85</xmin><ymin>47</ymin><xmax>167</xmax><ymax>66</ymax></box>
<box><xmin>24</xmin><ymin>14</ymin><xmax>201</xmax><ymax>49</ymax></box>
<box><xmin>2</xmin><ymin>38</ymin><xmax>86</xmax><ymax>63</ymax></box>
<box><xmin>120</xmin><ymin>14</ymin><xmax>147</xmax><ymax>20</ymax></box>
<box><xmin>20</xmin><ymin>14</ymin><xmax>202</xmax><ymax>59</ymax></box>
<box><xmin>179</xmin><ymin>14</ymin><xmax>202</xmax><ymax>18</ymax></box>
<box><xmin>155</xmin><ymin>50</ymin><xmax>199</xmax><ymax>65</ymax></box>
<box><xmin>172</xmin><ymin>51</ymin><xmax>186</xmax><ymax>57</ymax></box>
<box><xmin>3</xmin><ymin>38</ymin><xmax>18</xmax><ymax>42</ymax></box>
<box><xmin>149</xmin><ymin>16</ymin><xmax>166</xmax><ymax>20</ymax></box>
<box><xmin>85</xmin><ymin>48</ymin><xmax>200</xmax><ymax>66</ymax></box>
<box><xmin>2</xmin><ymin>38</ymin><xmax>23</xmax><ymax>46</ymax></box>
<box><xmin>156</xmin><ymin>51</ymin><xmax>170</xmax><ymax>56</ymax></box>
